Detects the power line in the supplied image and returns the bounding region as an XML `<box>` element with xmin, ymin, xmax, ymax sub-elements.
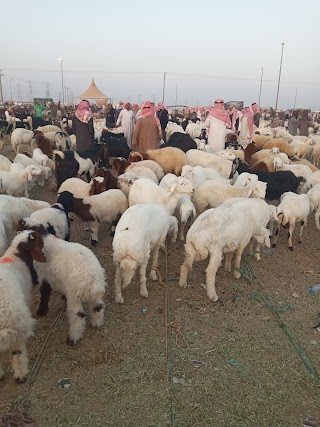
<box><xmin>2</xmin><ymin>68</ymin><xmax>320</xmax><ymax>86</ymax></box>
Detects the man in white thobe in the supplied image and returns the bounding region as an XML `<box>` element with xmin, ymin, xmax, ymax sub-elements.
<box><xmin>116</xmin><ymin>102</ymin><xmax>134</xmax><ymax>147</ymax></box>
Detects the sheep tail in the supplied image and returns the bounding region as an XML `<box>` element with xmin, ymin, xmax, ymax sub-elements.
<box><xmin>120</xmin><ymin>257</ymin><xmax>138</xmax><ymax>271</ymax></box>
<box><xmin>0</xmin><ymin>328</ymin><xmax>18</xmax><ymax>352</ymax></box>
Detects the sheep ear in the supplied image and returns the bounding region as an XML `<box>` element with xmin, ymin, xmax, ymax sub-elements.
<box><xmin>167</xmin><ymin>183</ymin><xmax>177</xmax><ymax>195</ymax></box>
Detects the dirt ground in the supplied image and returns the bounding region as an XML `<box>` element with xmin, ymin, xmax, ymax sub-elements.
<box><xmin>0</xmin><ymin>139</ymin><xmax>320</xmax><ymax>427</ymax></box>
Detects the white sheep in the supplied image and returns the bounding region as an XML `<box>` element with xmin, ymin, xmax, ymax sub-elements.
<box><xmin>10</xmin><ymin>162</ymin><xmax>25</xmax><ymax>173</ymax></box>
<box><xmin>179</xmin><ymin>206</ymin><xmax>270</xmax><ymax>301</ymax></box>
<box><xmin>0</xmin><ymin>155</ymin><xmax>12</xmax><ymax>172</ymax></box>
<box><xmin>292</xmin><ymin>142</ymin><xmax>314</xmax><ymax>159</ymax></box>
<box><xmin>193</xmin><ymin>180</ymin><xmax>255</xmax><ymax>215</ymax></box>
<box><xmin>113</xmin><ymin>203</ymin><xmax>178</xmax><ymax>303</ymax></box>
<box><xmin>186</xmin><ymin>149</ymin><xmax>235</xmax><ymax>179</ymax></box>
<box><xmin>125</xmin><ymin>165</ymin><xmax>158</xmax><ymax>183</ymax></box>
<box><xmin>307</xmin><ymin>184</ymin><xmax>320</xmax><ymax>229</ymax></box>
<box><xmin>0</xmin><ymin>230</ymin><xmax>46</xmax><ymax>381</ymax></box>
<box><xmin>186</xmin><ymin>121</ymin><xmax>202</xmax><ymax>139</ymax></box>
<box><xmin>117</xmin><ymin>172</ymin><xmax>142</xmax><ymax>197</ymax></box>
<box><xmin>36</xmin><ymin>125</ymin><xmax>60</xmax><ymax>134</ymax></box>
<box><xmin>221</xmin><ymin>198</ymin><xmax>277</xmax><ymax>261</ymax></box>
<box><xmin>181</xmin><ymin>165</ymin><xmax>223</xmax><ymax>189</ymax></box>
<box><xmin>273</xmin><ymin>157</ymin><xmax>313</xmax><ymax>180</ymax></box>
<box><xmin>0</xmin><ymin>165</ymin><xmax>42</xmax><ymax>198</ymax></box>
<box><xmin>312</xmin><ymin>142</ymin><xmax>320</xmax><ymax>167</ymax></box>
<box><xmin>32</xmin><ymin>148</ymin><xmax>49</xmax><ymax>167</ymax></box>
<box><xmin>0</xmin><ymin>195</ymin><xmax>49</xmax><ymax>254</ymax></box>
<box><xmin>165</xmin><ymin>122</ymin><xmax>185</xmax><ymax>140</ymax></box>
<box><xmin>159</xmin><ymin>173</ymin><xmax>196</xmax><ymax>241</ymax></box>
<box><xmin>128</xmin><ymin>160</ymin><xmax>164</xmax><ymax>181</ymax></box>
<box><xmin>274</xmin><ymin>192</ymin><xmax>313</xmax><ymax>250</ymax></box>
<box><xmin>33</xmin><ymin>233</ymin><xmax>107</xmax><ymax>345</ymax></box>
<box><xmin>14</xmin><ymin>154</ymin><xmax>52</xmax><ymax>186</ymax></box>
<box><xmin>11</xmin><ymin>129</ymin><xmax>34</xmax><ymax>154</ymax></box>
<box><xmin>128</xmin><ymin>177</ymin><xmax>193</xmax><ymax>215</ymax></box>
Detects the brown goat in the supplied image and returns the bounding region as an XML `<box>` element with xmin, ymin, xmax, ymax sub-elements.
<box><xmin>33</xmin><ymin>133</ymin><xmax>53</xmax><ymax>158</ymax></box>
<box><xmin>88</xmin><ymin>177</ymin><xmax>106</xmax><ymax>195</ymax></box>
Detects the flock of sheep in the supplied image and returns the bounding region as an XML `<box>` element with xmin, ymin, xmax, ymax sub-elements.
<box><xmin>0</xmin><ymin>116</ymin><xmax>320</xmax><ymax>385</ymax></box>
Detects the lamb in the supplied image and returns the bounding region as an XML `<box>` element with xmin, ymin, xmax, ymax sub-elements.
<box><xmin>273</xmin><ymin>192</ymin><xmax>313</xmax><ymax>250</ymax></box>
<box><xmin>129</xmin><ymin>177</ymin><xmax>194</xmax><ymax>215</ymax></box>
<box><xmin>0</xmin><ymin>165</ymin><xmax>42</xmax><ymax>197</ymax></box>
<box><xmin>185</xmin><ymin>149</ymin><xmax>235</xmax><ymax>179</ymax></box>
<box><xmin>125</xmin><ymin>165</ymin><xmax>158</xmax><ymax>183</ymax></box>
<box><xmin>33</xmin><ymin>232</ymin><xmax>107</xmax><ymax>345</ymax></box>
<box><xmin>307</xmin><ymin>184</ymin><xmax>320</xmax><ymax>229</ymax></box>
<box><xmin>113</xmin><ymin>204</ymin><xmax>178</xmax><ymax>303</ymax></box>
<box><xmin>181</xmin><ymin>165</ymin><xmax>223</xmax><ymax>189</ymax></box>
<box><xmin>11</xmin><ymin>128</ymin><xmax>34</xmax><ymax>154</ymax></box>
<box><xmin>262</xmin><ymin>138</ymin><xmax>294</xmax><ymax>157</ymax></box>
<box><xmin>220</xmin><ymin>198</ymin><xmax>277</xmax><ymax>261</ymax></box>
<box><xmin>292</xmin><ymin>142</ymin><xmax>314</xmax><ymax>159</ymax></box>
<box><xmin>32</xmin><ymin>148</ymin><xmax>49</xmax><ymax>167</ymax></box>
<box><xmin>0</xmin><ymin>155</ymin><xmax>12</xmax><ymax>171</ymax></box>
<box><xmin>250</xmin><ymin>148</ymin><xmax>282</xmax><ymax>165</ymax></box>
<box><xmin>14</xmin><ymin>154</ymin><xmax>52</xmax><ymax>186</ymax></box>
<box><xmin>179</xmin><ymin>206</ymin><xmax>270</xmax><ymax>301</ymax></box>
<box><xmin>63</xmin><ymin>189</ymin><xmax>128</xmax><ymax>246</ymax></box>
<box><xmin>312</xmin><ymin>142</ymin><xmax>320</xmax><ymax>167</ymax></box>
<box><xmin>159</xmin><ymin>173</ymin><xmax>196</xmax><ymax>241</ymax></box>
<box><xmin>252</xmin><ymin>134</ymin><xmax>273</xmax><ymax>149</ymax></box>
<box><xmin>192</xmin><ymin>180</ymin><xmax>255</xmax><ymax>215</ymax></box>
<box><xmin>17</xmin><ymin>195</ymin><xmax>72</xmax><ymax>241</ymax></box>
<box><xmin>128</xmin><ymin>147</ymin><xmax>188</xmax><ymax>176</ymax></box>
<box><xmin>0</xmin><ymin>230</ymin><xmax>46</xmax><ymax>381</ymax></box>
<box><xmin>36</xmin><ymin>125</ymin><xmax>60</xmax><ymax>134</ymax></box>
<box><xmin>57</xmin><ymin>177</ymin><xmax>106</xmax><ymax>198</ymax></box>
<box><xmin>251</xmin><ymin>152</ymin><xmax>290</xmax><ymax>172</ymax></box>
<box><xmin>273</xmin><ymin>157</ymin><xmax>313</xmax><ymax>180</ymax></box>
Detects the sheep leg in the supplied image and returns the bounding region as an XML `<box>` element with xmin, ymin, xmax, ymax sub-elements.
<box><xmin>233</xmin><ymin>245</ymin><xmax>246</xmax><ymax>279</ymax></box>
<box><xmin>254</xmin><ymin>242</ymin><xmax>261</xmax><ymax>261</ymax></box>
<box><xmin>66</xmin><ymin>298</ymin><xmax>87</xmax><ymax>345</ymax></box>
<box><xmin>315</xmin><ymin>208</ymin><xmax>320</xmax><ymax>230</ymax></box>
<box><xmin>297</xmin><ymin>220</ymin><xmax>305</xmax><ymax>244</ymax></box>
<box><xmin>36</xmin><ymin>281</ymin><xmax>52</xmax><ymax>316</ymax></box>
<box><xmin>0</xmin><ymin>361</ymin><xmax>4</xmax><ymax>380</ymax></box>
<box><xmin>150</xmin><ymin>245</ymin><xmax>161</xmax><ymax>281</ymax></box>
<box><xmin>114</xmin><ymin>266</ymin><xmax>124</xmax><ymax>304</ymax></box>
<box><xmin>224</xmin><ymin>252</ymin><xmax>233</xmax><ymax>272</ymax></box>
<box><xmin>88</xmin><ymin>298</ymin><xmax>105</xmax><ymax>329</ymax></box>
<box><xmin>90</xmin><ymin>221</ymin><xmax>100</xmax><ymax>247</ymax></box>
<box><xmin>272</xmin><ymin>223</ymin><xmax>281</xmax><ymax>248</ymax></box>
<box><xmin>179</xmin><ymin>252</ymin><xmax>195</xmax><ymax>288</ymax></box>
<box><xmin>139</xmin><ymin>261</ymin><xmax>149</xmax><ymax>298</ymax></box>
<box><xmin>178</xmin><ymin>221</ymin><xmax>185</xmax><ymax>242</ymax></box>
<box><xmin>288</xmin><ymin>221</ymin><xmax>295</xmax><ymax>251</ymax></box>
<box><xmin>11</xmin><ymin>341</ymin><xmax>29</xmax><ymax>383</ymax></box>
<box><xmin>206</xmin><ymin>252</ymin><xmax>222</xmax><ymax>301</ymax></box>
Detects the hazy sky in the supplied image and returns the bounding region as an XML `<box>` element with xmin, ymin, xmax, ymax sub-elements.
<box><xmin>2</xmin><ymin>0</ymin><xmax>320</xmax><ymax>109</ymax></box>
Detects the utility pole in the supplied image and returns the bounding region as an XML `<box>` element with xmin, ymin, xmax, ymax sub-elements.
<box><xmin>162</xmin><ymin>72</ymin><xmax>166</xmax><ymax>103</ymax></box>
<box><xmin>0</xmin><ymin>70</ymin><xmax>4</xmax><ymax>101</ymax></box>
<box><xmin>45</xmin><ymin>82</ymin><xmax>50</xmax><ymax>99</ymax></box>
<box><xmin>258</xmin><ymin>67</ymin><xmax>264</xmax><ymax>106</ymax></box>
<box><xmin>10</xmin><ymin>79</ymin><xmax>13</xmax><ymax>101</ymax></box>
<box><xmin>275</xmin><ymin>41</ymin><xmax>286</xmax><ymax>111</ymax></box>
<box><xmin>28</xmin><ymin>81</ymin><xmax>33</xmax><ymax>102</ymax></box>
<box><xmin>17</xmin><ymin>84</ymin><xmax>22</xmax><ymax>102</ymax></box>
<box><xmin>294</xmin><ymin>88</ymin><xmax>297</xmax><ymax>109</ymax></box>
<box><xmin>175</xmin><ymin>84</ymin><xmax>178</xmax><ymax>106</ymax></box>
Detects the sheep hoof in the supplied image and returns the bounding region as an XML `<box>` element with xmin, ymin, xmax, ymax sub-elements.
<box><xmin>179</xmin><ymin>282</ymin><xmax>187</xmax><ymax>288</ymax></box>
<box><xmin>289</xmin><ymin>246</ymin><xmax>294</xmax><ymax>251</ymax></box>
<box><xmin>272</xmin><ymin>243</ymin><xmax>277</xmax><ymax>248</ymax></box>
<box><xmin>90</xmin><ymin>239</ymin><xmax>98</xmax><ymax>247</ymax></box>
<box><xmin>115</xmin><ymin>295</ymin><xmax>124</xmax><ymax>304</ymax></box>
<box><xmin>233</xmin><ymin>270</ymin><xmax>241</xmax><ymax>279</ymax></box>
<box><xmin>297</xmin><ymin>239</ymin><xmax>302</xmax><ymax>244</ymax></box>
<box><xmin>36</xmin><ymin>307</ymin><xmax>48</xmax><ymax>317</ymax></box>
<box><xmin>66</xmin><ymin>337</ymin><xmax>79</xmax><ymax>346</ymax></box>
<box><xmin>15</xmin><ymin>376</ymin><xmax>27</xmax><ymax>384</ymax></box>
<box><xmin>140</xmin><ymin>289</ymin><xmax>149</xmax><ymax>298</ymax></box>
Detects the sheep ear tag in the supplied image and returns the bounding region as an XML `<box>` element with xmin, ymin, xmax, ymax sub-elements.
<box><xmin>168</xmin><ymin>188</ymin><xmax>172</xmax><ymax>194</ymax></box>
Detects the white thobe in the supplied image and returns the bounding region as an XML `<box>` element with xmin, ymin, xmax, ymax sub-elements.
<box><xmin>116</xmin><ymin>109</ymin><xmax>134</xmax><ymax>147</ymax></box>
<box><xmin>205</xmin><ymin>116</ymin><xmax>226</xmax><ymax>152</ymax></box>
